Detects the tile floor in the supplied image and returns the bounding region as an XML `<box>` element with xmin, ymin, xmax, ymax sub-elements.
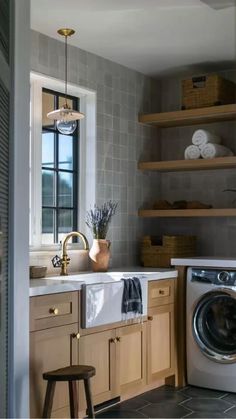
<box><xmin>96</xmin><ymin>385</ymin><xmax>236</xmax><ymax>418</ymax></box>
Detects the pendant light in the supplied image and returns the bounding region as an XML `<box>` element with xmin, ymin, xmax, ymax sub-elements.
<box><xmin>47</xmin><ymin>28</ymin><xmax>84</xmax><ymax>135</ymax></box>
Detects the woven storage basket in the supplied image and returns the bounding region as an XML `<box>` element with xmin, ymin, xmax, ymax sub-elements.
<box><xmin>182</xmin><ymin>74</ymin><xmax>236</xmax><ymax>110</ymax></box>
<box><xmin>141</xmin><ymin>235</ymin><xmax>196</xmax><ymax>268</ymax></box>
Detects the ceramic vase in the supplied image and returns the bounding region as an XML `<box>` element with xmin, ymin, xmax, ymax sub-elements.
<box><xmin>89</xmin><ymin>239</ymin><xmax>111</xmax><ymax>272</ymax></box>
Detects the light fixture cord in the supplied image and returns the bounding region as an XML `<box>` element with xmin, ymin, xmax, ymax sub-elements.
<box><xmin>65</xmin><ymin>34</ymin><xmax>68</xmax><ymax>106</ymax></box>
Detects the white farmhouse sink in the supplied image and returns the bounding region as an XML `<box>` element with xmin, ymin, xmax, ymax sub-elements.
<box><xmin>47</xmin><ymin>271</ymin><xmax>148</xmax><ymax>328</ymax></box>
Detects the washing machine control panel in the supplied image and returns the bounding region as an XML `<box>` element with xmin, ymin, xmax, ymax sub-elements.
<box><xmin>192</xmin><ymin>268</ymin><xmax>236</xmax><ymax>286</ymax></box>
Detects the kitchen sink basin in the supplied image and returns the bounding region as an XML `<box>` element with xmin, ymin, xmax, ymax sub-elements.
<box><xmin>45</xmin><ymin>271</ymin><xmax>148</xmax><ymax>328</ymax></box>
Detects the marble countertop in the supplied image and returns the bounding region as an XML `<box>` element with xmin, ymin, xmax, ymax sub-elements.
<box><xmin>29</xmin><ymin>266</ymin><xmax>178</xmax><ymax>297</ymax></box>
<box><xmin>171</xmin><ymin>257</ymin><xmax>236</xmax><ymax>268</ymax></box>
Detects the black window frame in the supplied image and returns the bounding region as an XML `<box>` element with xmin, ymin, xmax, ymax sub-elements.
<box><xmin>42</xmin><ymin>87</ymin><xmax>79</xmax><ymax>244</ymax></box>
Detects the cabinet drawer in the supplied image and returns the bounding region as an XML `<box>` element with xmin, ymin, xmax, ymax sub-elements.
<box><xmin>30</xmin><ymin>292</ymin><xmax>79</xmax><ymax>331</ymax></box>
<box><xmin>148</xmin><ymin>279</ymin><xmax>175</xmax><ymax>308</ymax></box>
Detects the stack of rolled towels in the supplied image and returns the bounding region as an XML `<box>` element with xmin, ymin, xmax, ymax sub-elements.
<box><xmin>184</xmin><ymin>130</ymin><xmax>233</xmax><ymax>160</ymax></box>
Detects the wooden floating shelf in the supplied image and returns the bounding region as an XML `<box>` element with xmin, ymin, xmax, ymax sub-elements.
<box><xmin>138</xmin><ymin>156</ymin><xmax>236</xmax><ymax>172</ymax></box>
<box><xmin>138</xmin><ymin>104</ymin><xmax>236</xmax><ymax>128</ymax></box>
<box><xmin>138</xmin><ymin>209</ymin><xmax>236</xmax><ymax>218</ymax></box>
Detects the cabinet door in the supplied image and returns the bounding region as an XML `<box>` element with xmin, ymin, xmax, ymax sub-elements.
<box><xmin>147</xmin><ymin>304</ymin><xmax>175</xmax><ymax>383</ymax></box>
<box><xmin>78</xmin><ymin>329</ymin><xmax>117</xmax><ymax>408</ymax></box>
<box><xmin>116</xmin><ymin>323</ymin><xmax>147</xmax><ymax>395</ymax></box>
<box><xmin>30</xmin><ymin>323</ymin><xmax>78</xmax><ymax>418</ymax></box>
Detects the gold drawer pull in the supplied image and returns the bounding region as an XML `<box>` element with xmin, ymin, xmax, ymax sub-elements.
<box><xmin>72</xmin><ymin>333</ymin><xmax>80</xmax><ymax>340</ymax></box>
<box><xmin>148</xmin><ymin>316</ymin><xmax>153</xmax><ymax>321</ymax></box>
<box><xmin>49</xmin><ymin>307</ymin><xmax>59</xmax><ymax>315</ymax></box>
<box><xmin>159</xmin><ymin>289</ymin><xmax>165</xmax><ymax>295</ymax></box>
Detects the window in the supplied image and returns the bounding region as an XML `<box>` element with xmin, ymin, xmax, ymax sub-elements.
<box><xmin>41</xmin><ymin>89</ymin><xmax>79</xmax><ymax>244</ymax></box>
<box><xmin>30</xmin><ymin>73</ymin><xmax>96</xmax><ymax>249</ymax></box>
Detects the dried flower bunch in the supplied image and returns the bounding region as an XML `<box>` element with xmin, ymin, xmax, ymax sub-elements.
<box><xmin>86</xmin><ymin>201</ymin><xmax>118</xmax><ymax>239</ymax></box>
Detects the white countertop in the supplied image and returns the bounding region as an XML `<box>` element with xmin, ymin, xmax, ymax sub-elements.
<box><xmin>29</xmin><ymin>267</ymin><xmax>177</xmax><ymax>297</ymax></box>
<box><xmin>171</xmin><ymin>257</ymin><xmax>236</xmax><ymax>268</ymax></box>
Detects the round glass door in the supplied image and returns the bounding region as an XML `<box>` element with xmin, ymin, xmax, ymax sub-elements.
<box><xmin>193</xmin><ymin>290</ymin><xmax>236</xmax><ymax>363</ymax></box>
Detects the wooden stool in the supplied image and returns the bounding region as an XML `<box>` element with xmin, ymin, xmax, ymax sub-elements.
<box><xmin>42</xmin><ymin>365</ymin><xmax>96</xmax><ymax>418</ymax></box>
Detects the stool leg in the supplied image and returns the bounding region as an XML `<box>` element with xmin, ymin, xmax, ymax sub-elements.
<box><xmin>42</xmin><ymin>381</ymin><xmax>56</xmax><ymax>418</ymax></box>
<box><xmin>84</xmin><ymin>378</ymin><xmax>95</xmax><ymax>418</ymax></box>
<box><xmin>68</xmin><ymin>381</ymin><xmax>78</xmax><ymax>419</ymax></box>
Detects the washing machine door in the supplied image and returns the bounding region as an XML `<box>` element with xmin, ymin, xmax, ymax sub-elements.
<box><xmin>193</xmin><ymin>289</ymin><xmax>236</xmax><ymax>363</ymax></box>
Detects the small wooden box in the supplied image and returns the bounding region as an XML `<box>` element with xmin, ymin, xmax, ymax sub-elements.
<box><xmin>182</xmin><ymin>74</ymin><xmax>236</xmax><ymax>110</ymax></box>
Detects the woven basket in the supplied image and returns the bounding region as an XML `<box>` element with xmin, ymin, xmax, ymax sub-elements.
<box><xmin>141</xmin><ymin>235</ymin><xmax>196</xmax><ymax>268</ymax></box>
<box><xmin>182</xmin><ymin>74</ymin><xmax>236</xmax><ymax>110</ymax></box>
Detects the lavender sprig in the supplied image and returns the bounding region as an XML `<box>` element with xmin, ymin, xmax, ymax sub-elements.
<box><xmin>86</xmin><ymin>201</ymin><xmax>118</xmax><ymax>239</ymax></box>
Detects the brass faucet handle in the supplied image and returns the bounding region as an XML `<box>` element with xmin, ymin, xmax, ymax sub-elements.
<box><xmin>51</xmin><ymin>255</ymin><xmax>62</xmax><ymax>268</ymax></box>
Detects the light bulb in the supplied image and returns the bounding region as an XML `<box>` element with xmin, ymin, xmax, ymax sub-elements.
<box><xmin>56</xmin><ymin>119</ymin><xmax>77</xmax><ymax>135</ymax></box>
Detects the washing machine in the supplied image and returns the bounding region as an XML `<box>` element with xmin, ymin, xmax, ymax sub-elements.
<box><xmin>187</xmin><ymin>267</ymin><xmax>236</xmax><ymax>392</ymax></box>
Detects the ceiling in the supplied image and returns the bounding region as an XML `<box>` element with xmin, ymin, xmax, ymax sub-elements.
<box><xmin>30</xmin><ymin>0</ymin><xmax>236</xmax><ymax>78</ymax></box>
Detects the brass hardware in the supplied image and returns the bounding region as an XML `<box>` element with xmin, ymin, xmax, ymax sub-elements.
<box><xmin>58</xmin><ymin>231</ymin><xmax>89</xmax><ymax>276</ymax></box>
<box><xmin>58</xmin><ymin>28</ymin><xmax>75</xmax><ymax>37</ymax></box>
<box><xmin>110</xmin><ymin>338</ymin><xmax>116</xmax><ymax>343</ymax></box>
<box><xmin>49</xmin><ymin>307</ymin><xmax>59</xmax><ymax>315</ymax></box>
<box><xmin>116</xmin><ymin>337</ymin><xmax>121</xmax><ymax>342</ymax></box>
<box><xmin>72</xmin><ymin>332</ymin><xmax>80</xmax><ymax>340</ymax></box>
<box><xmin>148</xmin><ymin>316</ymin><xmax>153</xmax><ymax>321</ymax></box>
<box><xmin>159</xmin><ymin>289</ymin><xmax>165</xmax><ymax>295</ymax></box>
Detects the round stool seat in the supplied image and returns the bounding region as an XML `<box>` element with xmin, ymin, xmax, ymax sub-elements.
<box><xmin>43</xmin><ymin>365</ymin><xmax>96</xmax><ymax>382</ymax></box>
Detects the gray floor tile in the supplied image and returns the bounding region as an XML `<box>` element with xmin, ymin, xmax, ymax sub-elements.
<box><xmin>142</xmin><ymin>387</ymin><xmax>188</xmax><ymax>404</ymax></box>
<box><xmin>181</xmin><ymin>386</ymin><xmax>228</xmax><ymax>399</ymax></box>
<box><xmin>224</xmin><ymin>406</ymin><xmax>236</xmax><ymax>418</ymax></box>
<box><xmin>96</xmin><ymin>408</ymin><xmax>148</xmax><ymax>418</ymax></box>
<box><xmin>139</xmin><ymin>401</ymin><xmax>191</xmax><ymax>418</ymax></box>
<box><xmin>184</xmin><ymin>412</ymin><xmax>232</xmax><ymax>418</ymax></box>
<box><xmin>182</xmin><ymin>398</ymin><xmax>233</xmax><ymax>413</ymax></box>
<box><xmin>117</xmin><ymin>395</ymin><xmax>150</xmax><ymax>411</ymax></box>
<box><xmin>222</xmin><ymin>393</ymin><xmax>236</xmax><ymax>404</ymax></box>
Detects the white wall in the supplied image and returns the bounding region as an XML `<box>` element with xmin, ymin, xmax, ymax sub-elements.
<box><xmin>8</xmin><ymin>0</ymin><xmax>30</xmax><ymax>417</ymax></box>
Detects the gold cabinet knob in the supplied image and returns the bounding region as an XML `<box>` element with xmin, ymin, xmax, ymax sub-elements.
<box><xmin>49</xmin><ymin>307</ymin><xmax>59</xmax><ymax>315</ymax></box>
<box><xmin>148</xmin><ymin>316</ymin><xmax>153</xmax><ymax>321</ymax></box>
<box><xmin>72</xmin><ymin>332</ymin><xmax>80</xmax><ymax>340</ymax></box>
<box><xmin>115</xmin><ymin>337</ymin><xmax>121</xmax><ymax>343</ymax></box>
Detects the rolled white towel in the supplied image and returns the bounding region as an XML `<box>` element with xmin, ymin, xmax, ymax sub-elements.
<box><xmin>184</xmin><ymin>145</ymin><xmax>201</xmax><ymax>160</ymax></box>
<box><xmin>201</xmin><ymin>143</ymin><xmax>233</xmax><ymax>159</ymax></box>
<box><xmin>192</xmin><ymin>129</ymin><xmax>221</xmax><ymax>147</ymax></box>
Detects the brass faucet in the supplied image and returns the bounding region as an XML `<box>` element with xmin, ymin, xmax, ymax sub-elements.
<box><xmin>52</xmin><ymin>231</ymin><xmax>89</xmax><ymax>276</ymax></box>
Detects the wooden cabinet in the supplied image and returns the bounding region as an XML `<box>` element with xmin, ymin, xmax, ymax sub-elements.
<box><xmin>78</xmin><ymin>329</ymin><xmax>117</xmax><ymax>408</ymax></box>
<box><xmin>30</xmin><ymin>323</ymin><xmax>79</xmax><ymax>418</ymax></box>
<box><xmin>30</xmin><ymin>279</ymin><xmax>176</xmax><ymax>417</ymax></box>
<box><xmin>78</xmin><ymin>323</ymin><xmax>147</xmax><ymax>408</ymax></box>
<box><xmin>147</xmin><ymin>279</ymin><xmax>176</xmax><ymax>384</ymax></box>
<box><xmin>117</xmin><ymin>322</ymin><xmax>146</xmax><ymax>394</ymax></box>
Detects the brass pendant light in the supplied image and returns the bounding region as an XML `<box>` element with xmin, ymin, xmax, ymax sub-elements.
<box><xmin>47</xmin><ymin>28</ymin><xmax>84</xmax><ymax>135</ymax></box>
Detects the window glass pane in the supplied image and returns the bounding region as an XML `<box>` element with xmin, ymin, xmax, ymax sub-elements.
<box><xmin>42</xmin><ymin>91</ymin><xmax>55</xmax><ymax>127</ymax></box>
<box><xmin>58</xmin><ymin>172</ymin><xmax>73</xmax><ymax>207</ymax></box>
<box><xmin>42</xmin><ymin>170</ymin><xmax>55</xmax><ymax>206</ymax></box>
<box><xmin>58</xmin><ymin>209</ymin><xmax>73</xmax><ymax>242</ymax></box>
<box><xmin>59</xmin><ymin>96</ymin><xmax>73</xmax><ymax>110</ymax></box>
<box><xmin>59</xmin><ymin>135</ymin><xmax>73</xmax><ymax>170</ymax></box>
<box><xmin>42</xmin><ymin>132</ymin><xmax>54</xmax><ymax>168</ymax></box>
<box><xmin>42</xmin><ymin>208</ymin><xmax>55</xmax><ymax>244</ymax></box>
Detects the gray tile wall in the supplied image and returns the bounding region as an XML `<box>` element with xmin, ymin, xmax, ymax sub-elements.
<box><xmin>158</xmin><ymin>70</ymin><xmax>236</xmax><ymax>257</ymax></box>
<box><xmin>31</xmin><ymin>30</ymin><xmax>161</xmax><ymax>267</ymax></box>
